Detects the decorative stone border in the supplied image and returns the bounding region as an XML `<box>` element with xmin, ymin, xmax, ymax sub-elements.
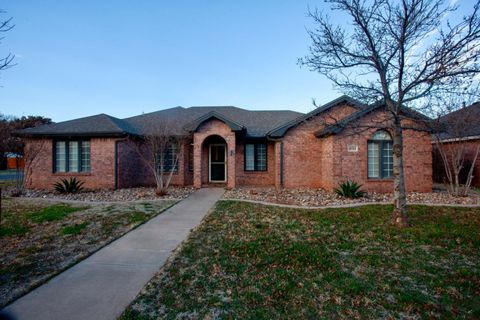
<box><xmin>220</xmin><ymin>198</ymin><xmax>480</xmax><ymax>210</ymax></box>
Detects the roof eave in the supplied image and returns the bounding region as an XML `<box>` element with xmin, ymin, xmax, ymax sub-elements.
<box><xmin>14</xmin><ymin>132</ymin><xmax>131</xmax><ymax>138</ymax></box>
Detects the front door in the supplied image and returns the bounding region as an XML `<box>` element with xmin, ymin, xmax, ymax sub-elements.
<box><xmin>209</xmin><ymin>144</ymin><xmax>226</xmax><ymax>183</ymax></box>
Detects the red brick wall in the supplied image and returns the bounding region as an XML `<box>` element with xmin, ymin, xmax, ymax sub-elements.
<box><xmin>282</xmin><ymin>103</ymin><xmax>359</xmax><ymax>189</ymax></box>
<box><xmin>24</xmin><ymin>138</ymin><xmax>118</xmax><ymax>190</ymax></box>
<box><xmin>117</xmin><ymin>139</ymin><xmax>191</xmax><ymax>188</ymax></box>
<box><xmin>182</xmin><ymin>142</ymin><xmax>194</xmax><ymax>186</ymax></box>
<box><xmin>235</xmin><ymin>141</ymin><xmax>276</xmax><ymax>186</ymax></box>
<box><xmin>281</xmin><ymin>103</ymin><xmax>432</xmax><ymax>193</ymax></box>
<box><xmin>332</xmin><ymin>128</ymin><xmax>432</xmax><ymax>193</ymax></box>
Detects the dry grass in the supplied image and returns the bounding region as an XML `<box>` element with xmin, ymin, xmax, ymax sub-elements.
<box><xmin>122</xmin><ymin>201</ymin><xmax>480</xmax><ymax>319</ymax></box>
<box><xmin>0</xmin><ymin>197</ymin><xmax>176</xmax><ymax>307</ymax></box>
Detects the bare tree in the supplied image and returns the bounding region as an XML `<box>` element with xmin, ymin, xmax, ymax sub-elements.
<box><xmin>1</xmin><ymin>115</ymin><xmax>52</xmax><ymax>194</ymax></box>
<box><xmin>300</xmin><ymin>0</ymin><xmax>480</xmax><ymax>226</ymax></box>
<box><xmin>431</xmin><ymin>86</ymin><xmax>480</xmax><ymax>196</ymax></box>
<box><xmin>0</xmin><ymin>10</ymin><xmax>14</xmax><ymax>222</ymax></box>
<box><xmin>0</xmin><ymin>10</ymin><xmax>14</xmax><ymax>73</ymax></box>
<box><xmin>21</xmin><ymin>139</ymin><xmax>47</xmax><ymax>194</ymax></box>
<box><xmin>127</xmin><ymin>121</ymin><xmax>189</xmax><ymax>196</ymax></box>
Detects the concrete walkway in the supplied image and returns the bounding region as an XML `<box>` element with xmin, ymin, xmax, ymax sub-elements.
<box><xmin>4</xmin><ymin>188</ymin><xmax>224</xmax><ymax>320</ymax></box>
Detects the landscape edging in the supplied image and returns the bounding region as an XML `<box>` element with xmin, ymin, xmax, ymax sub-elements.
<box><xmin>220</xmin><ymin>198</ymin><xmax>480</xmax><ymax>210</ymax></box>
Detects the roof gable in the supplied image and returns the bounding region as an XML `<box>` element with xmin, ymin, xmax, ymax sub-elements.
<box><xmin>183</xmin><ymin>111</ymin><xmax>245</xmax><ymax>132</ymax></box>
<box><xmin>267</xmin><ymin>95</ymin><xmax>364</xmax><ymax>138</ymax></box>
<box><xmin>437</xmin><ymin>102</ymin><xmax>480</xmax><ymax>139</ymax></box>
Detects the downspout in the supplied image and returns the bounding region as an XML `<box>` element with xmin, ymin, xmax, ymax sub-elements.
<box><xmin>280</xmin><ymin>141</ymin><xmax>284</xmax><ymax>188</ymax></box>
<box><xmin>114</xmin><ymin>140</ymin><xmax>119</xmax><ymax>190</ymax></box>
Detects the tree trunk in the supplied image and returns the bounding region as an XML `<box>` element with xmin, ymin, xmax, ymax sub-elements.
<box><xmin>463</xmin><ymin>144</ymin><xmax>480</xmax><ymax>196</ymax></box>
<box><xmin>392</xmin><ymin>124</ymin><xmax>409</xmax><ymax>227</ymax></box>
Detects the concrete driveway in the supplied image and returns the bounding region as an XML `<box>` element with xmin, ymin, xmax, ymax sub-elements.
<box><xmin>3</xmin><ymin>188</ymin><xmax>224</xmax><ymax>320</ymax></box>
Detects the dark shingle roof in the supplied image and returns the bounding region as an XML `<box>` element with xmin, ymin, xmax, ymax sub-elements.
<box><xmin>437</xmin><ymin>102</ymin><xmax>480</xmax><ymax>140</ymax></box>
<box><xmin>16</xmin><ymin>113</ymin><xmax>141</xmax><ymax>137</ymax></box>
<box><xmin>21</xmin><ymin>96</ymin><xmax>434</xmax><ymax>139</ymax></box>
<box><xmin>123</xmin><ymin>106</ymin><xmax>302</xmax><ymax>138</ymax></box>
<box><xmin>16</xmin><ymin>106</ymin><xmax>302</xmax><ymax>138</ymax></box>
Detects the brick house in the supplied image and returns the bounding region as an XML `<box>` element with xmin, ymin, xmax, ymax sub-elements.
<box><xmin>17</xmin><ymin>96</ymin><xmax>432</xmax><ymax>193</ymax></box>
<box><xmin>433</xmin><ymin>102</ymin><xmax>480</xmax><ymax>187</ymax></box>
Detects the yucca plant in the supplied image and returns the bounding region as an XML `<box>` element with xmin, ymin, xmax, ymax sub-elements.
<box><xmin>53</xmin><ymin>177</ymin><xmax>85</xmax><ymax>194</ymax></box>
<box><xmin>334</xmin><ymin>180</ymin><xmax>366</xmax><ymax>199</ymax></box>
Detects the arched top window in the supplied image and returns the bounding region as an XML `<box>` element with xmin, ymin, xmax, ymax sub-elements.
<box><xmin>368</xmin><ymin>131</ymin><xmax>393</xmax><ymax>179</ymax></box>
<box><xmin>371</xmin><ymin>130</ymin><xmax>392</xmax><ymax>141</ymax></box>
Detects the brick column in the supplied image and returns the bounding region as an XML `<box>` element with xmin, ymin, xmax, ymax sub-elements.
<box><xmin>193</xmin><ymin>134</ymin><xmax>203</xmax><ymax>188</ymax></box>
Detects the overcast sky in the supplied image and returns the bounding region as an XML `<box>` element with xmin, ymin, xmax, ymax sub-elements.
<box><xmin>0</xmin><ymin>0</ymin><xmax>475</xmax><ymax>122</ymax></box>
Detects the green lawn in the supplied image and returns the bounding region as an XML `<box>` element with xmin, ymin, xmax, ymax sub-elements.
<box><xmin>122</xmin><ymin>201</ymin><xmax>480</xmax><ymax>319</ymax></box>
<box><xmin>0</xmin><ymin>198</ymin><xmax>176</xmax><ymax>307</ymax></box>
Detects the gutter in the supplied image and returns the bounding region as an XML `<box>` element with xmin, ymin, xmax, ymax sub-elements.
<box><xmin>432</xmin><ymin>135</ymin><xmax>480</xmax><ymax>143</ymax></box>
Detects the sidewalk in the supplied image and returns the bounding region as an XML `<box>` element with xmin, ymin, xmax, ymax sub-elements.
<box><xmin>3</xmin><ymin>188</ymin><xmax>224</xmax><ymax>320</ymax></box>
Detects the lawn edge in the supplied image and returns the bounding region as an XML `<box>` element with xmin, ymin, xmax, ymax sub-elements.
<box><xmin>220</xmin><ymin>198</ymin><xmax>480</xmax><ymax>209</ymax></box>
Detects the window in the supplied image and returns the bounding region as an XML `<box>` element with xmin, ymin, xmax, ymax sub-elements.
<box><xmin>54</xmin><ymin>140</ymin><xmax>90</xmax><ymax>173</ymax></box>
<box><xmin>157</xmin><ymin>143</ymin><xmax>178</xmax><ymax>173</ymax></box>
<box><xmin>244</xmin><ymin>143</ymin><xmax>267</xmax><ymax>171</ymax></box>
<box><xmin>368</xmin><ymin>131</ymin><xmax>393</xmax><ymax>178</ymax></box>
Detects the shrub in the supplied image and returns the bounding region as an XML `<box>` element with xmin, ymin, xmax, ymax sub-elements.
<box><xmin>9</xmin><ymin>187</ymin><xmax>24</xmax><ymax>197</ymax></box>
<box><xmin>335</xmin><ymin>180</ymin><xmax>366</xmax><ymax>199</ymax></box>
<box><xmin>155</xmin><ymin>187</ymin><xmax>167</xmax><ymax>196</ymax></box>
<box><xmin>53</xmin><ymin>177</ymin><xmax>85</xmax><ymax>194</ymax></box>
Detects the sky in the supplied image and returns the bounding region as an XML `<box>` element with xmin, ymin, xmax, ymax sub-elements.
<box><xmin>0</xmin><ymin>0</ymin><xmax>476</xmax><ymax>122</ymax></box>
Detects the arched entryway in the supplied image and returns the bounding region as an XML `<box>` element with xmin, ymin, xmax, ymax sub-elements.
<box><xmin>202</xmin><ymin>135</ymin><xmax>227</xmax><ymax>184</ymax></box>
<box><xmin>192</xmin><ymin>118</ymin><xmax>237</xmax><ymax>189</ymax></box>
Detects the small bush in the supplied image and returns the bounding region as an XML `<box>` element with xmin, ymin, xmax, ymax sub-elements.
<box><xmin>155</xmin><ymin>187</ymin><xmax>167</xmax><ymax>196</ymax></box>
<box><xmin>53</xmin><ymin>177</ymin><xmax>85</xmax><ymax>194</ymax></box>
<box><xmin>9</xmin><ymin>188</ymin><xmax>24</xmax><ymax>197</ymax></box>
<box><xmin>335</xmin><ymin>180</ymin><xmax>366</xmax><ymax>199</ymax></box>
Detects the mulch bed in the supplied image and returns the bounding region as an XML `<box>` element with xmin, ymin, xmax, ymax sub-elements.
<box><xmin>223</xmin><ymin>187</ymin><xmax>480</xmax><ymax>207</ymax></box>
<box><xmin>11</xmin><ymin>186</ymin><xmax>195</xmax><ymax>202</ymax></box>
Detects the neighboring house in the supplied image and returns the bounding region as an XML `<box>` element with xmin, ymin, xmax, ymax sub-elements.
<box><xmin>433</xmin><ymin>102</ymin><xmax>480</xmax><ymax>187</ymax></box>
<box><xmin>5</xmin><ymin>153</ymin><xmax>25</xmax><ymax>170</ymax></box>
<box><xmin>16</xmin><ymin>96</ymin><xmax>433</xmax><ymax>193</ymax></box>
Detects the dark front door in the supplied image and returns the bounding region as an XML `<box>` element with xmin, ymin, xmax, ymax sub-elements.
<box><xmin>209</xmin><ymin>144</ymin><xmax>226</xmax><ymax>182</ymax></box>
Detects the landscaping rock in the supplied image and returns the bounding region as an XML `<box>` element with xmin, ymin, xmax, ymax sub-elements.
<box><xmin>18</xmin><ymin>187</ymin><xmax>195</xmax><ymax>202</ymax></box>
<box><xmin>223</xmin><ymin>187</ymin><xmax>480</xmax><ymax>207</ymax></box>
